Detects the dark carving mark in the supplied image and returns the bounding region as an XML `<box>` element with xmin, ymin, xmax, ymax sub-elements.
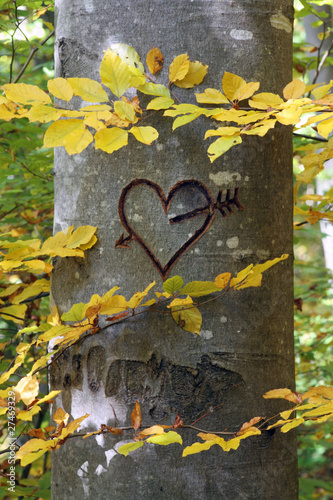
<box><xmin>105</xmin><ymin>353</ymin><xmax>243</xmax><ymax>421</ymax></box>
<box><xmin>63</xmin><ymin>373</ymin><xmax>71</xmax><ymax>388</ymax></box>
<box><xmin>115</xmin><ymin>179</ymin><xmax>244</xmax><ymax>280</ymax></box>
<box><xmin>87</xmin><ymin>346</ymin><xmax>106</xmax><ymax>392</ymax></box>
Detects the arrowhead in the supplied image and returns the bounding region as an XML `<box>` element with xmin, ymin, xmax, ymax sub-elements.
<box><xmin>115</xmin><ymin>233</ymin><xmax>132</xmax><ymax>249</ymax></box>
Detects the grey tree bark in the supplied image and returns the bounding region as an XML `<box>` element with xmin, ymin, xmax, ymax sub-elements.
<box><xmin>51</xmin><ymin>1</ymin><xmax>298</xmax><ymax>498</ymax></box>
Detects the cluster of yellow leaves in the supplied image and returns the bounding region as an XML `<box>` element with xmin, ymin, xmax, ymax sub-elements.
<box><xmin>114</xmin><ymin>385</ymin><xmax>333</xmax><ymax>459</ymax></box>
<box><xmin>263</xmin><ymin>385</ymin><xmax>333</xmax><ymax>432</ymax></box>
<box><xmin>0</xmin><ymin>226</ymin><xmax>97</xmax><ymax>325</ymax></box>
<box><xmin>16</xmin><ymin>407</ymin><xmax>89</xmax><ymax>466</ymax></box>
<box><xmin>1</xmin><ymin>45</ymin><xmax>332</xmax><ymax>222</ymax></box>
<box><xmin>0</xmin><ymin>45</ymin><xmax>207</xmax><ymax>157</ymax></box>
<box><xmin>25</xmin><ymin>254</ymin><xmax>288</xmax><ymax>366</ymax></box>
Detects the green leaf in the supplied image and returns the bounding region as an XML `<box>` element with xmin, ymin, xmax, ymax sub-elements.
<box><xmin>61</xmin><ymin>303</ymin><xmax>86</xmax><ymax>322</ymax></box>
<box><xmin>163</xmin><ymin>276</ymin><xmax>184</xmax><ymax>294</ymax></box>
<box><xmin>180</xmin><ymin>281</ymin><xmax>219</xmax><ymax>297</ymax></box>
<box><xmin>146</xmin><ymin>431</ymin><xmax>182</xmax><ymax>446</ymax></box>
<box><xmin>117</xmin><ymin>441</ymin><xmax>144</xmax><ymax>456</ymax></box>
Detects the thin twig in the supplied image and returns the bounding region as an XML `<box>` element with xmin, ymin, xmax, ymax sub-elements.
<box><xmin>13</xmin><ymin>30</ymin><xmax>55</xmax><ymax>84</ymax></box>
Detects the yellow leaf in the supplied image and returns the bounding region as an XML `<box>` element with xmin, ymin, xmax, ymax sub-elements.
<box><xmin>64</xmin><ymin>126</ymin><xmax>94</xmax><ymax>155</ymax></box>
<box><xmin>195</xmin><ymin>88</ymin><xmax>229</xmax><ymax>104</ymax></box>
<box><xmin>100</xmin><ymin>48</ymin><xmax>133</xmax><ymax>98</ymax></box>
<box><xmin>16</xmin><ymin>405</ymin><xmax>41</xmax><ymax>421</ymax></box>
<box><xmin>317</xmin><ymin>117</ymin><xmax>333</xmax><ymax>139</ymax></box>
<box><xmin>67</xmin><ymin>77</ymin><xmax>108</xmax><ymax>103</ymax></box>
<box><xmin>232</xmin><ymin>255</ymin><xmax>288</xmax><ymax>289</ymax></box>
<box><xmin>137</xmin><ymin>82</ymin><xmax>170</xmax><ymax>98</ymax></box>
<box><xmin>172</xmin><ymin>113</ymin><xmax>199</xmax><ymax>131</ymax></box>
<box><xmin>281</xmin><ymin>418</ymin><xmax>305</xmax><ymax>433</ymax></box>
<box><xmin>99</xmin><ymin>295</ymin><xmax>128</xmax><ymax>315</ymax></box>
<box><xmin>66</xmin><ymin>226</ymin><xmax>97</xmax><ymax>249</ymax></box>
<box><xmin>127</xmin><ymin>282</ymin><xmax>155</xmax><ymax>309</ymax></box>
<box><xmin>16</xmin><ymin>438</ymin><xmax>55</xmax><ymax>466</ymax></box>
<box><xmin>83</xmin><ymin>114</ymin><xmax>106</xmax><ymax>131</ymax></box>
<box><xmin>114</xmin><ymin>101</ymin><xmax>136</xmax><ymax>122</ymax></box>
<box><xmin>222</xmin><ymin>72</ymin><xmax>246</xmax><ymax>101</ymax></box>
<box><xmin>95</xmin><ymin>127</ymin><xmax>128</xmax><ymax>153</ymax></box>
<box><xmin>214</xmin><ymin>272</ymin><xmax>231</xmax><ymax>289</ymax></box>
<box><xmin>283</xmin><ymin>79</ymin><xmax>306</xmax><ymax>100</ymax></box>
<box><xmin>171</xmin><ymin>306</ymin><xmax>202</xmax><ymax>334</ymax></box>
<box><xmin>146</xmin><ymin>47</ymin><xmax>164</xmax><ymax>75</ymax></box>
<box><xmin>249</xmin><ymin>92</ymin><xmax>284</xmax><ymax>109</ymax></box>
<box><xmin>205</xmin><ymin>126</ymin><xmax>242</xmax><ymax>138</ymax></box>
<box><xmin>14</xmin><ymin>376</ymin><xmax>39</xmax><ymax>406</ymax></box>
<box><xmin>146</xmin><ymin>431</ymin><xmax>182</xmax><ymax>446</ymax></box>
<box><xmin>312</xmin><ymin>80</ymin><xmax>333</xmax><ymax>100</ymax></box>
<box><xmin>43</xmin><ymin>119</ymin><xmax>84</xmax><ymax>148</ymax></box>
<box><xmin>168</xmin><ymin>296</ymin><xmax>193</xmax><ymax>308</ymax></box>
<box><xmin>53</xmin><ymin>407</ymin><xmax>69</xmax><ymax>425</ymax></box>
<box><xmin>236</xmin><ymin>81</ymin><xmax>260</xmax><ymax>101</ymax></box>
<box><xmin>37</xmin><ymin>325</ymin><xmax>72</xmax><ymax>343</ymax></box>
<box><xmin>138</xmin><ymin>425</ymin><xmax>165</xmax><ymax>439</ymax></box>
<box><xmin>3</xmin><ymin>83</ymin><xmax>51</xmax><ymax>105</ymax></box>
<box><xmin>47</xmin><ymin>78</ymin><xmax>73</xmax><ymax>101</ymax></box>
<box><xmin>0</xmin><ymin>304</ymin><xmax>27</xmax><ymax>324</ymax></box>
<box><xmin>0</xmin><ymin>103</ymin><xmax>17</xmax><ymax>121</ymax></box>
<box><xmin>118</xmin><ymin>441</ymin><xmax>144</xmax><ymax>456</ymax></box>
<box><xmin>28</xmin><ymin>354</ymin><xmax>54</xmax><ymax>376</ymax></box>
<box><xmin>169</xmin><ymin>54</ymin><xmax>190</xmax><ymax>83</ymax></box>
<box><xmin>146</xmin><ymin>97</ymin><xmax>175</xmax><ymax>110</ymax></box>
<box><xmin>130</xmin><ymin>126</ymin><xmax>159</xmax><ymax>145</ymax></box>
<box><xmin>206</xmin><ymin>135</ymin><xmax>242</xmax><ymax>163</ymax></box>
<box><xmin>183</xmin><ymin>440</ymin><xmax>217</xmax><ymax>457</ymax></box>
<box><xmin>275</xmin><ymin>107</ymin><xmax>303</xmax><ymax>126</ymax></box>
<box><xmin>12</xmin><ymin>278</ymin><xmax>50</xmax><ymax>304</ymax></box>
<box><xmin>28</xmin><ymin>104</ymin><xmax>63</xmax><ymax>123</ymax></box>
<box><xmin>173</xmin><ymin>61</ymin><xmax>208</xmax><ymax>89</ymax></box>
<box><xmin>111</xmin><ymin>43</ymin><xmax>145</xmax><ymax>73</ymax></box>
<box><xmin>263</xmin><ymin>388</ymin><xmax>293</xmax><ymax>399</ymax></box>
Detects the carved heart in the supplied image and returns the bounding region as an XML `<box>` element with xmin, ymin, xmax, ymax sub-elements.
<box><xmin>116</xmin><ymin>179</ymin><xmax>216</xmax><ymax>280</ymax></box>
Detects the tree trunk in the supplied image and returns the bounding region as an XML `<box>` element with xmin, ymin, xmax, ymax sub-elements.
<box><xmin>51</xmin><ymin>1</ymin><xmax>298</xmax><ymax>498</ymax></box>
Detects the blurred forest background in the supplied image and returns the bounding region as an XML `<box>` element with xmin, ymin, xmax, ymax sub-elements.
<box><xmin>0</xmin><ymin>1</ymin><xmax>332</xmax><ymax>498</ymax></box>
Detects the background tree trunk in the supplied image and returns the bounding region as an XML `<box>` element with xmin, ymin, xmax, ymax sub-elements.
<box><xmin>51</xmin><ymin>1</ymin><xmax>298</xmax><ymax>498</ymax></box>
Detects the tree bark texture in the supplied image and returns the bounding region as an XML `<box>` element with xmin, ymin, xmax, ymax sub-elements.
<box><xmin>51</xmin><ymin>1</ymin><xmax>298</xmax><ymax>498</ymax></box>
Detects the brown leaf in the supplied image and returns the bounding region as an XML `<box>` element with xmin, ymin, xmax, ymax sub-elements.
<box><xmin>122</xmin><ymin>96</ymin><xmax>142</xmax><ymax>115</ymax></box>
<box><xmin>131</xmin><ymin>401</ymin><xmax>142</xmax><ymax>432</ymax></box>
<box><xmin>103</xmin><ymin>425</ymin><xmax>123</xmax><ymax>435</ymax></box>
<box><xmin>285</xmin><ymin>392</ymin><xmax>303</xmax><ymax>404</ymax></box>
<box><xmin>173</xmin><ymin>413</ymin><xmax>183</xmax><ymax>429</ymax></box>
<box><xmin>146</xmin><ymin>47</ymin><xmax>164</xmax><ymax>75</ymax></box>
<box><xmin>294</xmin><ymin>298</ymin><xmax>303</xmax><ymax>312</ymax></box>
<box><xmin>27</xmin><ymin>428</ymin><xmax>47</xmax><ymax>440</ymax></box>
<box><xmin>85</xmin><ymin>304</ymin><xmax>101</xmax><ymax>319</ymax></box>
<box><xmin>106</xmin><ymin>312</ymin><xmax>129</xmax><ymax>322</ymax></box>
<box><xmin>237</xmin><ymin>416</ymin><xmax>264</xmax><ymax>435</ymax></box>
<box><xmin>44</xmin><ymin>425</ymin><xmax>56</xmax><ymax>434</ymax></box>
